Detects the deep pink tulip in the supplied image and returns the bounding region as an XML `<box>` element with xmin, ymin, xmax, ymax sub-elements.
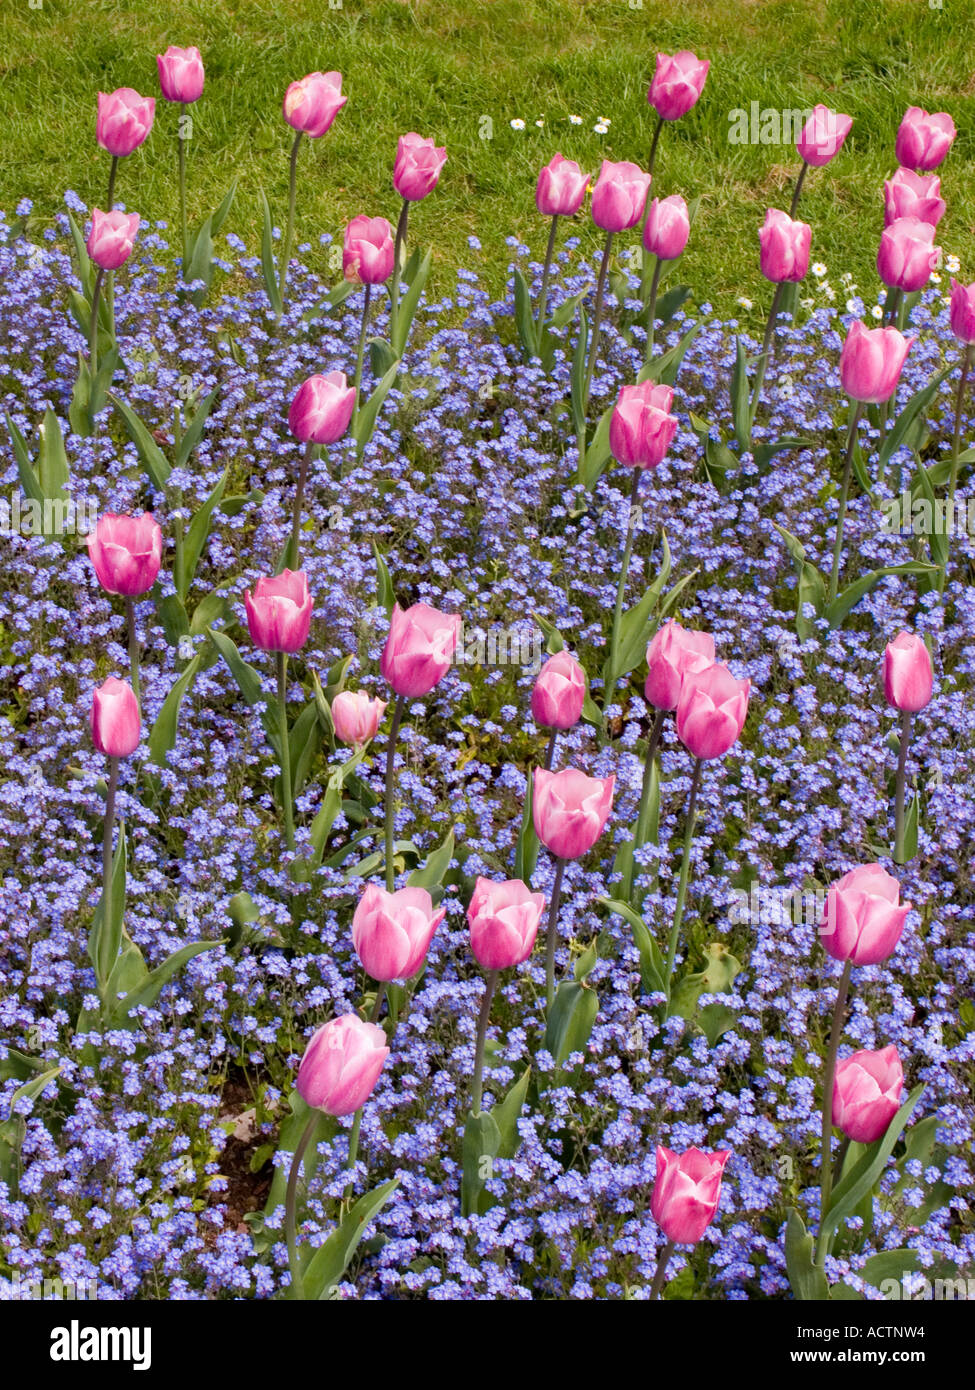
<box><xmin>91</xmin><ymin>677</ymin><xmax>141</xmax><ymax>758</ymax></box>
<box><xmin>531</xmin><ymin>651</ymin><xmax>586</xmax><ymax>730</ymax></box>
<box><xmin>609</xmin><ymin>380</ymin><xmax>678</xmax><ymax>470</ymax></box>
<box><xmin>288</xmin><ymin>371</ymin><xmax>356</xmax><ymax>444</ymax></box>
<box><xmin>156</xmin><ymin>45</ymin><xmax>205</xmax><ymax>104</ymax></box>
<box><xmin>651</xmin><ymin>1146</ymin><xmax>730</xmax><ymax>1244</ymax></box>
<box><xmin>643</xmin><ymin>195</ymin><xmax>690</xmax><ymax>261</ymax></box>
<box><xmin>676</xmin><ymin>662</ymin><xmax>750</xmax><ymax>760</ymax></box>
<box><xmin>352</xmin><ymin>883</ymin><xmax>444</xmax><ymax>982</ymax></box>
<box><xmin>591</xmin><ymin>160</ymin><xmax>652</xmax><ymax>232</ymax></box>
<box><xmin>532</xmin><ymin>766</ymin><xmax>614</xmax><ymax>860</ymax></box>
<box><xmin>949</xmin><ymin>279</ymin><xmax>975</xmax><ymax>345</ymax></box>
<box><xmin>380</xmin><ymin>602</ymin><xmax>462</xmax><ymax>698</ymax></box>
<box><xmin>796</xmin><ymin>104</ymin><xmax>852</xmax><ymax>167</ymax></box>
<box><xmin>467</xmin><ymin>876</ymin><xmax>545</xmax><ymax>972</ymax></box>
<box><xmin>884</xmin><ymin>168</ymin><xmax>945</xmax><ymax>229</ymax></box>
<box><xmin>331</xmin><ymin>690</ymin><xmax>387</xmax><ymax>746</ymax></box>
<box><xmin>244</xmin><ymin>569</ymin><xmax>312</xmax><ymax>653</ymax></box>
<box><xmin>97</xmin><ymin>88</ymin><xmax>155</xmax><ymax>159</ymax></box>
<box><xmin>820</xmin><ymin>863</ymin><xmax>910</xmax><ymax>967</ymax></box>
<box><xmin>832</xmin><ymin>1046</ymin><xmax>904</xmax><ymax>1143</ymax></box>
<box><xmin>895</xmin><ymin>107</ymin><xmax>956</xmax><ymax>172</ymax></box>
<box><xmin>296</xmin><ymin>1014</ymin><xmax>389</xmax><ymax>1117</ymax></box>
<box><xmin>758</xmin><ymin>208</ymin><xmax>811</xmax><ymax>284</ymax></box>
<box><xmin>343</xmin><ymin>215</ymin><xmax>395</xmax><ymax>285</ymax></box>
<box><xmin>647</xmin><ymin>51</ymin><xmax>710</xmax><ymax>122</ymax></box>
<box><xmin>884</xmin><ymin>631</ymin><xmax>933</xmax><ymax>713</ymax></box>
<box><xmin>645</xmin><ymin>621</ymin><xmax>715</xmax><ymax>712</ymax></box>
<box><xmin>877</xmin><ymin>216</ymin><xmax>939</xmax><ymax>293</ymax></box>
<box><xmin>535</xmin><ymin>153</ymin><xmax>590</xmax><ymax>217</ymax></box>
<box><xmin>87</xmin><ymin>512</ymin><xmax>162</xmax><ymax>596</ymax></box>
<box><xmin>393</xmin><ymin>132</ymin><xmax>447</xmax><ymax>202</ymax></box>
<box><xmin>840</xmin><ymin>321</ymin><xmax>913</xmax><ymax>404</ymax></box>
<box><xmin>86</xmin><ymin>209</ymin><xmax>140</xmax><ymax>271</ymax></box>
<box><xmin>283</xmin><ymin>71</ymin><xmax>346</xmax><ymax>138</ymax></box>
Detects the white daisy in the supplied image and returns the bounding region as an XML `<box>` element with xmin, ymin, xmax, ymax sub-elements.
<box><xmin>811</xmin><ymin>261</ymin><xmax>828</xmax><ymax>278</ymax></box>
<box><xmin>535</xmin><ymin>119</ymin><xmax>544</xmax><ymax>128</ymax></box>
<box><xmin>594</xmin><ymin>123</ymin><xmax>609</xmax><ymax>134</ymax></box>
<box><xmin>568</xmin><ymin>114</ymin><xmax>583</xmax><ymax>125</ymax></box>
<box><xmin>510</xmin><ymin>118</ymin><xmax>525</xmax><ymax>131</ymax></box>
<box><xmin>737</xmin><ymin>296</ymin><xmax>753</xmax><ymax>311</ymax></box>
<box><xmin>871</xmin><ymin>304</ymin><xmax>884</xmax><ymax>320</ymax></box>
<box><xmin>945</xmin><ymin>253</ymin><xmax>960</xmax><ymax>273</ymax></box>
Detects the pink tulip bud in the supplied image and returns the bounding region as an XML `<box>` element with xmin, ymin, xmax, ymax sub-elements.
<box><xmin>645</xmin><ymin>621</ymin><xmax>715</xmax><ymax>712</ymax></box>
<box><xmin>343</xmin><ymin>215</ymin><xmax>395</xmax><ymax>285</ymax></box>
<box><xmin>884</xmin><ymin>168</ymin><xmax>945</xmax><ymax>229</ymax></box>
<box><xmin>393</xmin><ymin>133</ymin><xmax>447</xmax><ymax>202</ymax></box>
<box><xmin>651</xmin><ymin>1145</ymin><xmax>730</xmax><ymax>1244</ymax></box>
<box><xmin>591</xmin><ymin>160</ymin><xmax>652</xmax><ymax>232</ymax></box>
<box><xmin>531</xmin><ymin>651</ymin><xmax>586</xmax><ymax>730</ymax></box>
<box><xmin>296</xmin><ymin>1014</ymin><xmax>389</xmax><ymax>1117</ymax></box>
<box><xmin>535</xmin><ymin>154</ymin><xmax>590</xmax><ymax>217</ymax></box>
<box><xmin>87</xmin><ymin>512</ymin><xmax>162</xmax><ymax>596</ymax></box>
<box><xmin>949</xmin><ymin>279</ymin><xmax>975</xmax><ymax>345</ymax></box>
<box><xmin>895</xmin><ymin>106</ymin><xmax>956</xmax><ymax>172</ymax></box>
<box><xmin>532</xmin><ymin>766</ymin><xmax>614</xmax><ymax>860</ymax></box>
<box><xmin>758</xmin><ymin>208</ymin><xmax>811</xmax><ymax>284</ymax></box>
<box><xmin>884</xmin><ymin>631</ymin><xmax>933</xmax><ymax>712</ymax></box>
<box><xmin>282</xmin><ymin>71</ymin><xmax>346</xmax><ymax>138</ymax></box>
<box><xmin>156</xmin><ymin>45</ymin><xmax>205</xmax><ymax>104</ymax></box>
<box><xmin>85</xmin><ymin>209</ymin><xmax>140</xmax><ymax>271</ymax></box>
<box><xmin>832</xmin><ymin>1046</ymin><xmax>904</xmax><ymax>1144</ymax></box>
<box><xmin>91</xmin><ymin>677</ymin><xmax>141</xmax><ymax>758</ymax></box>
<box><xmin>243</xmin><ymin>569</ymin><xmax>312</xmax><ymax>653</ymax></box>
<box><xmin>288</xmin><ymin>371</ymin><xmax>356</xmax><ymax>444</ymax></box>
<box><xmin>609</xmin><ymin>380</ymin><xmax>678</xmax><ymax>470</ymax></box>
<box><xmin>352</xmin><ymin>883</ymin><xmax>444</xmax><ymax>982</ymax></box>
<box><xmin>96</xmin><ymin>88</ymin><xmax>156</xmax><ymax>159</ymax></box>
<box><xmin>380</xmin><ymin>602</ymin><xmax>462</xmax><ymax>698</ymax></box>
<box><xmin>643</xmin><ymin>194</ymin><xmax>690</xmax><ymax>262</ymax></box>
<box><xmin>331</xmin><ymin>689</ymin><xmax>387</xmax><ymax>746</ymax></box>
<box><xmin>877</xmin><ymin>216</ymin><xmax>939</xmax><ymax>293</ymax></box>
<box><xmin>676</xmin><ymin>662</ymin><xmax>750</xmax><ymax>760</ymax></box>
<box><xmin>840</xmin><ymin>320</ymin><xmax>913</xmax><ymax>404</ymax></box>
<box><xmin>647</xmin><ymin>51</ymin><xmax>710</xmax><ymax>123</ymax></box>
<box><xmin>820</xmin><ymin>863</ymin><xmax>910</xmax><ymax>967</ymax></box>
<box><xmin>467</xmin><ymin>876</ymin><xmax>545</xmax><ymax>972</ymax></box>
<box><xmin>796</xmin><ymin>104</ymin><xmax>852</xmax><ymax>167</ymax></box>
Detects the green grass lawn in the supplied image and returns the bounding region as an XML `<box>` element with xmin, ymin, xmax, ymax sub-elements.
<box><xmin>1</xmin><ymin>0</ymin><xmax>972</xmax><ymax>325</ymax></box>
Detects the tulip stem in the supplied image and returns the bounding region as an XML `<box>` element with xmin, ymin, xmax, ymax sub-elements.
<box><xmin>649</xmin><ymin>1238</ymin><xmax>676</xmax><ymax>1300</ymax></box>
<box><xmin>893</xmin><ymin>708</ymin><xmax>914</xmax><ymax>865</ymax></box>
<box><xmin>815</xmin><ymin>958</ymin><xmax>853</xmax><ymax>1269</ymax></box>
<box><xmin>884</xmin><ymin>286</ymin><xmax>902</xmax><ymax>331</ymax></box>
<box><xmin>106</xmin><ymin>155</ymin><xmax>118</xmax><ymax>211</ymax></box>
<box><xmin>342</xmin><ymin>986</ymin><xmax>386</xmax><ymax>1207</ymax></box>
<box><xmin>471</xmin><ymin>970</ymin><xmax>499</xmax><ymax>1115</ymax></box>
<box><xmin>638</xmin><ymin>114</ymin><xmax>665</xmax><ymax>302</ymax></box>
<box><xmin>277</xmin><ymin>131</ymin><xmax>303</xmax><ymax>320</ymax></box>
<box><xmin>384</xmin><ymin>695</ymin><xmax>406</xmax><ymax>892</ymax></box>
<box><xmin>663</xmin><ymin>758</ymin><xmax>704</xmax><ymax>999</ymax></box>
<box><xmin>352</xmin><ymin>282</ymin><xmax>374</xmax><ymax>444</ymax></box>
<box><xmin>788</xmin><ymin>161</ymin><xmax>808</xmax><ymax>219</ymax></box>
<box><xmin>177</xmin><ymin>130</ymin><xmax>189</xmax><ymax>273</ymax></box>
<box><xmin>98</xmin><ymin>755</ymin><xmax>120</xmax><ymax>1004</ymax></box>
<box><xmin>750</xmin><ymin>282</ymin><xmax>784</xmax><ymax>429</ymax></box>
<box><xmin>940</xmin><ymin>343</ymin><xmax>974</xmax><ymax>593</ymax></box>
<box><xmin>284</xmin><ymin>1113</ymin><xmax>319</xmax><ymax>1300</ymax></box>
<box><xmin>583</xmin><ymin>231</ymin><xmax>615</xmax><ymax>414</ymax></box>
<box><xmin>124</xmin><ymin>597</ymin><xmax>141</xmax><ymax>705</ymax></box>
<box><xmin>290</xmin><ymin>440</ymin><xmax>316</xmax><ymax>569</ymax></box>
<box><xmin>643</xmin><ymin>256</ymin><xmax>663</xmax><ymax>367</ymax></box>
<box><xmin>535</xmin><ymin>214</ymin><xmax>560</xmax><ymax>340</ymax></box>
<box><xmin>389</xmin><ymin>198</ymin><xmax>410</xmax><ymax>347</ymax></box>
<box><xmin>604</xmin><ymin>470</ymin><xmax>642</xmax><ymax>720</ymax></box>
<box><xmin>89</xmin><ymin>268</ymin><xmax>106</xmax><ymax>378</ymax></box>
<box><xmin>622</xmin><ymin>707</ymin><xmax>666</xmax><ymax>903</ymax></box>
<box><xmin>276</xmin><ymin>651</ymin><xmax>295</xmax><ymax>852</ymax></box>
<box><xmin>544</xmin><ymin>856</ymin><xmax>567</xmax><ymax>1012</ymax></box>
<box><xmin>827</xmin><ymin>401</ymin><xmax>865</xmax><ymax>603</ymax></box>
<box><xmin>543</xmin><ymin>728</ymin><xmax>558</xmax><ymax>772</ymax></box>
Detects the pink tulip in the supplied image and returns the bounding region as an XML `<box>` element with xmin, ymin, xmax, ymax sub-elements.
<box><xmin>840</xmin><ymin>321</ymin><xmax>913</xmax><ymax>404</ymax></box>
<box><xmin>156</xmin><ymin>45</ymin><xmax>205</xmax><ymax>104</ymax></box>
<box><xmin>244</xmin><ymin>569</ymin><xmax>312</xmax><ymax>653</ymax></box>
<box><xmin>895</xmin><ymin>106</ymin><xmax>956</xmax><ymax>172</ymax></box>
<box><xmin>884</xmin><ymin>168</ymin><xmax>945</xmax><ymax>229</ymax></box>
<box><xmin>343</xmin><ymin>215</ymin><xmax>395</xmax><ymax>285</ymax></box>
<box><xmin>647</xmin><ymin>51</ymin><xmax>710</xmax><ymax>123</ymax></box>
<box><xmin>282</xmin><ymin>71</ymin><xmax>346</xmax><ymax>138</ymax></box>
<box><xmin>352</xmin><ymin>883</ymin><xmax>444</xmax><ymax>981</ymax></box>
<box><xmin>651</xmin><ymin>1146</ymin><xmax>730</xmax><ymax>1244</ymax></box>
<box><xmin>535</xmin><ymin>154</ymin><xmax>590</xmax><ymax>217</ymax></box>
<box><xmin>331</xmin><ymin>690</ymin><xmax>387</xmax><ymax>746</ymax></box>
<box><xmin>645</xmin><ymin>621</ymin><xmax>715</xmax><ymax>712</ymax></box>
<box><xmin>467</xmin><ymin>877</ymin><xmax>545</xmax><ymax>972</ymax></box>
<box><xmin>643</xmin><ymin>195</ymin><xmax>690</xmax><ymax>262</ymax></box>
<box><xmin>393</xmin><ymin>132</ymin><xmax>447</xmax><ymax>202</ymax></box>
<box><xmin>380</xmin><ymin>602</ymin><xmax>462</xmax><ymax>698</ymax></box>
<box><xmin>758</xmin><ymin>208</ymin><xmax>811</xmax><ymax>284</ymax></box>
<box><xmin>296</xmin><ymin>1014</ymin><xmax>389</xmax><ymax>1117</ymax></box>
<box><xmin>288</xmin><ymin>371</ymin><xmax>356</xmax><ymax>444</ymax></box>
<box><xmin>676</xmin><ymin>663</ymin><xmax>750</xmax><ymax>761</ymax></box>
<box><xmin>884</xmin><ymin>631</ymin><xmax>933</xmax><ymax>713</ymax></box>
<box><xmin>820</xmin><ymin>863</ymin><xmax>910</xmax><ymax>966</ymax></box>
<box><xmin>87</xmin><ymin>512</ymin><xmax>162</xmax><ymax>597</ymax></box>
<box><xmin>96</xmin><ymin>88</ymin><xmax>156</xmax><ymax>158</ymax></box>
<box><xmin>531</xmin><ymin>651</ymin><xmax>586</xmax><ymax>730</ymax></box>
<box><xmin>91</xmin><ymin>677</ymin><xmax>141</xmax><ymax>758</ymax></box>
<box><xmin>949</xmin><ymin>279</ymin><xmax>975</xmax><ymax>345</ymax></box>
<box><xmin>532</xmin><ymin>766</ymin><xmax>614</xmax><ymax>860</ymax></box>
<box><xmin>609</xmin><ymin>381</ymin><xmax>678</xmax><ymax>470</ymax></box>
<box><xmin>877</xmin><ymin>216</ymin><xmax>939</xmax><ymax>293</ymax></box>
<box><xmin>591</xmin><ymin>160</ymin><xmax>652</xmax><ymax>232</ymax></box>
<box><xmin>86</xmin><ymin>209</ymin><xmax>140</xmax><ymax>271</ymax></box>
<box><xmin>796</xmin><ymin>104</ymin><xmax>852</xmax><ymax>167</ymax></box>
<box><xmin>832</xmin><ymin>1046</ymin><xmax>904</xmax><ymax>1143</ymax></box>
